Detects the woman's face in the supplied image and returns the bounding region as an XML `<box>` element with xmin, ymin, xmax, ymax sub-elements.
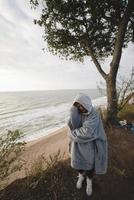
<box><xmin>74</xmin><ymin>102</ymin><xmax>88</xmax><ymax>113</ymax></box>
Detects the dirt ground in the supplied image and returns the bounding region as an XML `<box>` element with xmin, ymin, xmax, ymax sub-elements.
<box><xmin>0</xmin><ymin>126</ymin><xmax>134</xmax><ymax>200</ymax></box>
<box><xmin>0</xmin><ymin>159</ymin><xmax>134</xmax><ymax>200</ymax></box>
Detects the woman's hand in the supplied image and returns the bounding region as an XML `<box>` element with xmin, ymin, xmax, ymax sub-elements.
<box><xmin>68</xmin><ymin>120</ymin><xmax>73</xmax><ymax>130</ymax></box>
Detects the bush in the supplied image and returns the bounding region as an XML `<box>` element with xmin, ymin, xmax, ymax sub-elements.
<box><xmin>0</xmin><ymin>130</ymin><xmax>26</xmax><ymax>187</ymax></box>
<box><xmin>24</xmin><ymin>149</ymin><xmax>66</xmax><ymax>189</ymax></box>
<box><xmin>118</xmin><ymin>104</ymin><xmax>134</xmax><ymax>122</ymax></box>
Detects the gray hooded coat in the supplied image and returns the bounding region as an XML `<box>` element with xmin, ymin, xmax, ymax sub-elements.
<box><xmin>68</xmin><ymin>93</ymin><xmax>108</xmax><ymax>174</ymax></box>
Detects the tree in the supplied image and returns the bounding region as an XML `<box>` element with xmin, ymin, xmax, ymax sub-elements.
<box><xmin>97</xmin><ymin>66</ymin><xmax>134</xmax><ymax>115</ymax></box>
<box><xmin>30</xmin><ymin>0</ymin><xmax>134</xmax><ymax>124</ymax></box>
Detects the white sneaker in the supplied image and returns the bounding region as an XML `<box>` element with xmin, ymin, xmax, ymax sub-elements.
<box><xmin>76</xmin><ymin>173</ymin><xmax>85</xmax><ymax>189</ymax></box>
<box><xmin>86</xmin><ymin>177</ymin><xmax>92</xmax><ymax>196</ymax></box>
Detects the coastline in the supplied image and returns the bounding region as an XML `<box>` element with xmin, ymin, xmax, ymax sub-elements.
<box><xmin>26</xmin><ymin>126</ymin><xmax>68</xmax><ymax>147</ymax></box>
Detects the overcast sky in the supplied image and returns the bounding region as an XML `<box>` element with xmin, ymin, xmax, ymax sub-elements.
<box><xmin>0</xmin><ymin>0</ymin><xmax>134</xmax><ymax>91</ymax></box>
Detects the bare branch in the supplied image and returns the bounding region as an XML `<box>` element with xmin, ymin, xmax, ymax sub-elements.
<box><xmin>118</xmin><ymin>67</ymin><xmax>134</xmax><ymax>111</ymax></box>
<box><xmin>118</xmin><ymin>92</ymin><xmax>134</xmax><ymax>111</ymax></box>
<box><xmin>80</xmin><ymin>36</ymin><xmax>107</xmax><ymax>80</ymax></box>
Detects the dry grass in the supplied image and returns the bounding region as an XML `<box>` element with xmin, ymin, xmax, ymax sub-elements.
<box><xmin>107</xmin><ymin>125</ymin><xmax>134</xmax><ymax>177</ymax></box>
<box><xmin>118</xmin><ymin>104</ymin><xmax>134</xmax><ymax>122</ymax></box>
<box><xmin>24</xmin><ymin>149</ymin><xmax>66</xmax><ymax>189</ymax></box>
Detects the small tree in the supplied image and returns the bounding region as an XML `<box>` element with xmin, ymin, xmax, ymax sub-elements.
<box><xmin>30</xmin><ymin>0</ymin><xmax>134</xmax><ymax>124</ymax></box>
<box><xmin>97</xmin><ymin>67</ymin><xmax>134</xmax><ymax>115</ymax></box>
<box><xmin>117</xmin><ymin>67</ymin><xmax>134</xmax><ymax>111</ymax></box>
<box><xmin>0</xmin><ymin>130</ymin><xmax>26</xmax><ymax>185</ymax></box>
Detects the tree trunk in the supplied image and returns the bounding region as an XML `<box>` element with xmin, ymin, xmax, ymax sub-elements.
<box><xmin>106</xmin><ymin>75</ymin><xmax>118</xmax><ymax>125</ymax></box>
<box><xmin>104</xmin><ymin>1</ymin><xmax>133</xmax><ymax>125</ymax></box>
<box><xmin>83</xmin><ymin>0</ymin><xmax>133</xmax><ymax>125</ymax></box>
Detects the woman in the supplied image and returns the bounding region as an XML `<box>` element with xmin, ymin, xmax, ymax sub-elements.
<box><xmin>68</xmin><ymin>93</ymin><xmax>108</xmax><ymax>196</ymax></box>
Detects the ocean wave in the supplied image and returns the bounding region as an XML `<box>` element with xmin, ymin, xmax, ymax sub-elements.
<box><xmin>0</xmin><ymin>91</ymin><xmax>106</xmax><ymax>142</ymax></box>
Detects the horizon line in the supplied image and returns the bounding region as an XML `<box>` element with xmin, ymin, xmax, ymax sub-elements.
<box><xmin>0</xmin><ymin>88</ymin><xmax>100</xmax><ymax>92</ymax></box>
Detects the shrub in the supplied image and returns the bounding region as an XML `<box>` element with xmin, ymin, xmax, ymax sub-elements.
<box><xmin>118</xmin><ymin>104</ymin><xmax>134</xmax><ymax>122</ymax></box>
<box><xmin>24</xmin><ymin>149</ymin><xmax>66</xmax><ymax>189</ymax></box>
<box><xmin>0</xmin><ymin>130</ymin><xmax>26</xmax><ymax>187</ymax></box>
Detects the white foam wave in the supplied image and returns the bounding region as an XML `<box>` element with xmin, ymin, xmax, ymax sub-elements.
<box><xmin>0</xmin><ymin>95</ymin><xmax>107</xmax><ymax>141</ymax></box>
<box><xmin>92</xmin><ymin>96</ymin><xmax>107</xmax><ymax>107</ymax></box>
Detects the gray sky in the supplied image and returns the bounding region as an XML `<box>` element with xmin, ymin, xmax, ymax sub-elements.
<box><xmin>0</xmin><ymin>0</ymin><xmax>134</xmax><ymax>91</ymax></box>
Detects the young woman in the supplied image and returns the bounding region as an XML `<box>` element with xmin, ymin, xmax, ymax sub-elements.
<box><xmin>68</xmin><ymin>93</ymin><xmax>108</xmax><ymax>196</ymax></box>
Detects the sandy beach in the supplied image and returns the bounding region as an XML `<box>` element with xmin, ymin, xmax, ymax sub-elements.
<box><xmin>24</xmin><ymin>126</ymin><xmax>70</xmax><ymax>161</ymax></box>
<box><xmin>7</xmin><ymin>126</ymin><xmax>70</xmax><ymax>184</ymax></box>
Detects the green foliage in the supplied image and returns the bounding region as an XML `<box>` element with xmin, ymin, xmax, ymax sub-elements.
<box><xmin>30</xmin><ymin>0</ymin><xmax>134</xmax><ymax>123</ymax></box>
<box><xmin>118</xmin><ymin>103</ymin><xmax>134</xmax><ymax>121</ymax></box>
<box><xmin>30</xmin><ymin>0</ymin><xmax>39</xmax><ymax>7</ymax></box>
<box><xmin>0</xmin><ymin>130</ymin><xmax>26</xmax><ymax>183</ymax></box>
<box><xmin>30</xmin><ymin>0</ymin><xmax>134</xmax><ymax>61</ymax></box>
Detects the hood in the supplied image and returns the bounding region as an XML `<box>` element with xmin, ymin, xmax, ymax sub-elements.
<box><xmin>73</xmin><ymin>93</ymin><xmax>93</xmax><ymax>114</ymax></box>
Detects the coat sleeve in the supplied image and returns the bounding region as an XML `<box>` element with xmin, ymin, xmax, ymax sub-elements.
<box><xmin>69</xmin><ymin>106</ymin><xmax>82</xmax><ymax>129</ymax></box>
<box><xmin>69</xmin><ymin>116</ymin><xmax>99</xmax><ymax>143</ymax></box>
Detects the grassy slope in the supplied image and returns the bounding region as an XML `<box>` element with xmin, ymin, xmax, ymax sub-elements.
<box><xmin>0</xmin><ymin>105</ymin><xmax>134</xmax><ymax>200</ymax></box>
<box><xmin>0</xmin><ymin>127</ymin><xmax>134</xmax><ymax>200</ymax></box>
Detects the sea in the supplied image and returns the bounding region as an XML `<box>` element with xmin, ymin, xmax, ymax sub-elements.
<box><xmin>0</xmin><ymin>89</ymin><xmax>106</xmax><ymax>142</ymax></box>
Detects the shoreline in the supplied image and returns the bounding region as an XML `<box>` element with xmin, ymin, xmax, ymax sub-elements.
<box><xmin>26</xmin><ymin>126</ymin><xmax>67</xmax><ymax>147</ymax></box>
